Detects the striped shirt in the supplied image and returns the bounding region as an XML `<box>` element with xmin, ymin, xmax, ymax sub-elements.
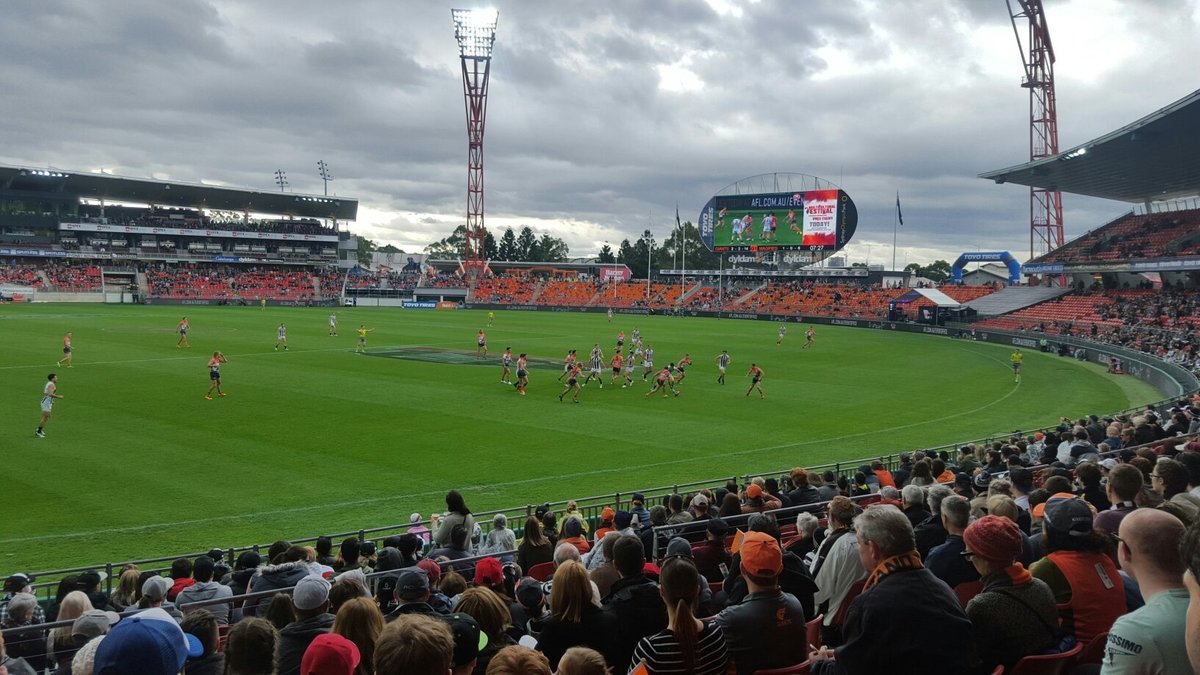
<box><xmin>628</xmin><ymin>621</ymin><xmax>729</xmax><ymax>675</ymax></box>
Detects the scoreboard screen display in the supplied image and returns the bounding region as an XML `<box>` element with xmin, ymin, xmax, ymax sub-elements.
<box><xmin>698</xmin><ymin>188</ymin><xmax>857</xmax><ymax>257</ymax></box>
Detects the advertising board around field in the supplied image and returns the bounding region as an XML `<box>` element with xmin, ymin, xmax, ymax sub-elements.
<box><xmin>402</xmin><ymin>300</ymin><xmax>437</xmax><ymax>309</ymax></box>
<box><xmin>698</xmin><ymin>188</ymin><xmax>858</xmax><ymax>261</ymax></box>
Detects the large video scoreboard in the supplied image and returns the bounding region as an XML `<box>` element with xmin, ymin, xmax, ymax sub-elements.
<box><xmin>698</xmin><ymin>187</ymin><xmax>858</xmax><ymax>262</ymax></box>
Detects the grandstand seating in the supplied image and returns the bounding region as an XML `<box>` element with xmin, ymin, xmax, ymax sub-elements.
<box><xmin>471</xmin><ymin>274</ymin><xmax>539</xmax><ymax>304</ymax></box>
<box><xmin>537</xmin><ymin>278</ymin><xmax>598</xmax><ymax>306</ymax></box>
<box><xmin>0</xmin><ymin>264</ymin><xmax>42</xmax><ymax>287</ymax></box>
<box><xmin>41</xmin><ymin>262</ymin><xmax>102</xmax><ymax>291</ymax></box>
<box><xmin>1036</xmin><ymin>208</ymin><xmax>1200</xmax><ymax>264</ymax></box>
<box><xmin>145</xmin><ymin>266</ymin><xmax>318</xmax><ymax>300</ymax></box>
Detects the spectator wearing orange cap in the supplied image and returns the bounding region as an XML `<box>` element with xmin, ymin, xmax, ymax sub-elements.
<box><xmin>808</xmin><ymin>505</ymin><xmax>977</xmax><ymax>675</ymax></box>
<box><xmin>593</xmin><ymin>507</ymin><xmax>616</xmax><ymax>547</ymax></box>
<box><xmin>740</xmin><ymin>483</ymin><xmax>781</xmax><ymax>514</ymax></box>
<box><xmin>713</xmin><ymin>531</ymin><xmax>808</xmax><ymax>675</ymax></box>
<box><xmin>962</xmin><ymin>515</ymin><xmax>1059</xmax><ymax>672</ymax></box>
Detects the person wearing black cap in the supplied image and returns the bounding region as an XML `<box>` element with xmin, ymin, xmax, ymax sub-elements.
<box><xmin>384</xmin><ymin>568</ymin><xmax>438</xmax><ymax>622</ymax></box>
<box><xmin>692</xmin><ymin>519</ymin><xmax>732</xmax><ymax>584</ymax></box>
<box><xmin>443</xmin><ymin>612</ymin><xmax>488</xmax><ymax>675</ymax></box>
<box><xmin>893</xmin><ymin>454</ymin><xmax>914</xmax><ymax>488</ymax></box>
<box><xmin>1029</xmin><ymin>494</ymin><xmax>1126</xmax><ymax>643</ymax></box>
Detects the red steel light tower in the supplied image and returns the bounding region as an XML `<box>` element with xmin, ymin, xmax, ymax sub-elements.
<box><xmin>1007</xmin><ymin>0</ymin><xmax>1064</xmax><ymax>260</ymax></box>
<box><xmin>451</xmin><ymin>8</ymin><xmax>498</xmax><ymax>273</ymax></box>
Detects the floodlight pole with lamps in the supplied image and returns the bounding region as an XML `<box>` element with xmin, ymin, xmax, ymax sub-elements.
<box><xmin>274</xmin><ymin>169</ymin><xmax>288</xmax><ymax>192</ymax></box>
<box><xmin>452</xmin><ymin>8</ymin><xmax>498</xmax><ymax>274</ymax></box>
<box><xmin>317</xmin><ymin>160</ymin><xmax>332</xmax><ymax>196</ymax></box>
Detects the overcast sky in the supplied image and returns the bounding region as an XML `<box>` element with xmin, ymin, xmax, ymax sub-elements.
<box><xmin>2</xmin><ymin>0</ymin><xmax>1198</xmax><ymax>266</ymax></box>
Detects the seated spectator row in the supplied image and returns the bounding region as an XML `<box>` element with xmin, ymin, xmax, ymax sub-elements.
<box><xmin>1036</xmin><ymin>208</ymin><xmax>1200</xmax><ymax>264</ymax></box>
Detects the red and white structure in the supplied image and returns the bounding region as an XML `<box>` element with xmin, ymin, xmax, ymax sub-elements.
<box><xmin>1007</xmin><ymin>0</ymin><xmax>1064</xmax><ymax>260</ymax></box>
<box><xmin>451</xmin><ymin>8</ymin><xmax>498</xmax><ymax>273</ymax></box>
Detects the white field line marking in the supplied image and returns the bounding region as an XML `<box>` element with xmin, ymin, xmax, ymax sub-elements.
<box><xmin>0</xmin><ymin>379</ymin><xmax>1023</xmax><ymax>545</ymax></box>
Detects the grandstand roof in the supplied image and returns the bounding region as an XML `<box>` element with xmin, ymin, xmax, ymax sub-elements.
<box><xmin>0</xmin><ymin>164</ymin><xmax>357</xmax><ymax>220</ymax></box>
<box><xmin>979</xmin><ymin>89</ymin><xmax>1200</xmax><ymax>203</ymax></box>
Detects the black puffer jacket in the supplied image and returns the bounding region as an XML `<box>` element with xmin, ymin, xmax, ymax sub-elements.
<box><xmin>602</xmin><ymin>574</ymin><xmax>667</xmax><ymax>669</ymax></box>
<box><xmin>245</xmin><ymin>562</ymin><xmax>311</xmax><ymax>617</ymax></box>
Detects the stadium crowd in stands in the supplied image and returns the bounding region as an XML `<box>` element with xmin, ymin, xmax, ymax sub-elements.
<box><xmin>4</xmin><ymin>397</ymin><xmax>1200</xmax><ymax>674</ymax></box>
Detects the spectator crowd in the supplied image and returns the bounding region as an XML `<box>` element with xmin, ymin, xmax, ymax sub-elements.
<box><xmin>4</xmin><ymin>397</ymin><xmax>1200</xmax><ymax>674</ymax></box>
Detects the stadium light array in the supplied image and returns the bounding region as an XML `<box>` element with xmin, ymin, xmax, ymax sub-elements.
<box><xmin>28</xmin><ymin>169</ymin><xmax>68</xmax><ymax>178</ymax></box>
<box><xmin>452</xmin><ymin>8</ymin><xmax>498</xmax><ymax>59</ymax></box>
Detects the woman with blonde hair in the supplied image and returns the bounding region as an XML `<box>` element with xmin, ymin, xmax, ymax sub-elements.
<box><xmin>109</xmin><ymin>567</ymin><xmax>143</xmax><ymax>610</ymax></box>
<box><xmin>535</xmin><ymin>560</ymin><xmax>618</xmax><ymax>670</ymax></box>
<box><xmin>332</xmin><ymin>596</ymin><xmax>384</xmax><ymax>675</ymax></box>
<box><xmin>456</xmin><ymin>587</ymin><xmax>516</xmax><ymax>674</ymax></box>
<box><xmin>555</xmin><ymin>646</ymin><xmax>609</xmax><ymax>675</ymax></box>
<box><xmin>47</xmin><ymin>590</ymin><xmax>92</xmax><ymax>668</ymax></box>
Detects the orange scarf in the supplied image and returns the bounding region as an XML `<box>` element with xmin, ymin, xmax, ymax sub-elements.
<box><xmin>863</xmin><ymin>551</ymin><xmax>924</xmax><ymax>591</ymax></box>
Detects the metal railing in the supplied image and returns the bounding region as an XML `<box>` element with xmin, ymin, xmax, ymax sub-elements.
<box><xmin>11</xmin><ymin>390</ymin><xmax>1196</xmax><ymax>606</ymax></box>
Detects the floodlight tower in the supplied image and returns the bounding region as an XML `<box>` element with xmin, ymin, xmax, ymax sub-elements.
<box><xmin>1007</xmin><ymin>0</ymin><xmax>1064</xmax><ymax>260</ymax></box>
<box><xmin>451</xmin><ymin>8</ymin><xmax>498</xmax><ymax>273</ymax></box>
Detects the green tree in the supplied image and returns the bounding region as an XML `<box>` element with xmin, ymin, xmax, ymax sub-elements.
<box><xmin>516</xmin><ymin>226</ymin><xmax>537</xmax><ymax>262</ymax></box>
<box><xmin>922</xmin><ymin>260</ymin><xmax>952</xmax><ymax>283</ymax></box>
<box><xmin>657</xmin><ymin>221</ymin><xmax>719</xmax><ymax>271</ymax></box>
<box><xmin>497</xmin><ymin>228</ymin><xmax>517</xmax><ymax>261</ymax></box>
<box><xmin>904</xmin><ymin>262</ymin><xmax>922</xmax><ymax>275</ymax></box>
<box><xmin>356</xmin><ymin>236</ymin><xmax>377</xmax><ymax>265</ymax></box>
<box><xmin>598</xmin><ymin>244</ymin><xmax>615</xmax><ymax>264</ymax></box>
<box><xmin>618</xmin><ymin>230</ymin><xmax>656</xmax><ymax>278</ymax></box>
<box><xmin>536</xmin><ymin>233</ymin><xmax>569</xmax><ymax>262</ymax></box>
<box><xmin>485</xmin><ymin>231</ymin><xmax>497</xmax><ymax>259</ymax></box>
<box><xmin>424</xmin><ymin>225</ymin><xmax>468</xmax><ymax>260</ymax></box>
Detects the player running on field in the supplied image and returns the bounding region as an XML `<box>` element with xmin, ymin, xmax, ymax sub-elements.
<box><xmin>616</xmin><ymin>330</ymin><xmax>625</xmax><ymax>350</ymax></box>
<box><xmin>802</xmin><ymin>326</ymin><xmax>815</xmax><ymax>349</ymax></box>
<box><xmin>716</xmin><ymin>350</ymin><xmax>731</xmax><ymax>384</ymax></box>
<box><xmin>355</xmin><ymin>324</ymin><xmax>373</xmax><ymax>353</ymax></box>
<box><xmin>631</xmin><ymin>327</ymin><xmax>640</xmax><ymax>343</ymax></box>
<box><xmin>583</xmin><ymin>348</ymin><xmax>604</xmax><ymax>388</ymax></box>
<box><xmin>514</xmin><ymin>353</ymin><xmax>529</xmax><ymax>396</ymax></box>
<box><xmin>675</xmin><ymin>353</ymin><xmax>693</xmax><ymax>383</ymax></box>
<box><xmin>607</xmin><ymin>307</ymin><xmax>613</xmax><ymax>322</ymax></box>
<box><xmin>57</xmin><ymin>332</ymin><xmax>74</xmax><ymax>368</ymax></box>
<box><xmin>205</xmin><ymin>351</ymin><xmax>228</xmax><ymax>400</ymax></box>
<box><xmin>558</xmin><ymin>349</ymin><xmax>577</xmax><ymax>382</ymax></box>
<box><xmin>328</xmin><ymin>313</ymin><xmax>338</xmax><ymax>337</ymax></box>
<box><xmin>641</xmin><ymin>345</ymin><xmax>655</xmax><ymax>381</ymax></box>
<box><xmin>1011</xmin><ymin>348</ymin><xmax>1023</xmax><ymax>384</ymax></box>
<box><xmin>610</xmin><ymin>352</ymin><xmax>625</xmax><ymax>386</ymax></box>
<box><xmin>776</xmin><ymin>324</ymin><xmax>787</xmax><ymax>345</ymax></box>
<box><xmin>623</xmin><ymin>349</ymin><xmax>637</xmax><ymax>386</ymax></box>
<box><xmin>476</xmin><ymin>329</ymin><xmax>488</xmax><ymax>357</ymax></box>
<box><xmin>746</xmin><ymin>363</ymin><xmax>765</xmax><ymax>399</ymax></box>
<box><xmin>487</xmin><ymin>311</ymin><xmax>495</xmax><ymax>327</ymax></box>
<box><xmin>36</xmin><ymin>373</ymin><xmax>62</xmax><ymax>437</ymax></box>
<box><xmin>500</xmin><ymin>347</ymin><xmax>514</xmax><ymax>384</ymax></box>
<box><xmin>559</xmin><ymin>362</ymin><xmax>582</xmax><ymax>403</ymax></box>
<box><xmin>646</xmin><ymin>364</ymin><xmax>679</xmax><ymax>398</ymax></box>
<box><xmin>176</xmin><ymin>317</ymin><xmax>191</xmax><ymax>349</ymax></box>
<box><xmin>274</xmin><ymin>323</ymin><xmax>288</xmax><ymax>351</ymax></box>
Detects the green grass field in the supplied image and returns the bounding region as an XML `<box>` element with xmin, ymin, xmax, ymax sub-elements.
<box><xmin>0</xmin><ymin>303</ymin><xmax>1160</xmax><ymax>572</ymax></box>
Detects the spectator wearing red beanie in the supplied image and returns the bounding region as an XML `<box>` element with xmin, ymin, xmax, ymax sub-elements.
<box><xmin>963</xmin><ymin>515</ymin><xmax>1060</xmax><ymax>672</ymax></box>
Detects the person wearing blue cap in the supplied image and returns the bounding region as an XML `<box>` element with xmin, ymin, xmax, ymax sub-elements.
<box><xmin>93</xmin><ymin>607</ymin><xmax>203</xmax><ymax>675</ymax></box>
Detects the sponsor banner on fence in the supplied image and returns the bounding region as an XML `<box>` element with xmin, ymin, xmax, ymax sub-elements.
<box><xmin>402</xmin><ymin>301</ymin><xmax>437</xmax><ymax>309</ymax></box>
<box><xmin>435</xmin><ymin>301</ymin><xmax>459</xmax><ymax>310</ymax></box>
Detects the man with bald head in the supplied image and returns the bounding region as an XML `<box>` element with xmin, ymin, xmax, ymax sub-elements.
<box><xmin>1101</xmin><ymin>509</ymin><xmax>1190</xmax><ymax>674</ymax></box>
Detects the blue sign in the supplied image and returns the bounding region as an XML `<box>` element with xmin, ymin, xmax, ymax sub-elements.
<box><xmin>402</xmin><ymin>301</ymin><xmax>437</xmax><ymax>309</ymax></box>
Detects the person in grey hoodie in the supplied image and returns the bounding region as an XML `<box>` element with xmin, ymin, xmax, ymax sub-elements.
<box><xmin>276</xmin><ymin>576</ymin><xmax>335</xmax><ymax>675</ymax></box>
<box><xmin>175</xmin><ymin>556</ymin><xmax>235</xmax><ymax>624</ymax></box>
<box><xmin>245</xmin><ymin>546</ymin><xmax>313</xmax><ymax>618</ymax></box>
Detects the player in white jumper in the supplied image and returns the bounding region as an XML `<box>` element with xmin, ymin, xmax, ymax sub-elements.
<box><xmin>36</xmin><ymin>373</ymin><xmax>62</xmax><ymax>438</ymax></box>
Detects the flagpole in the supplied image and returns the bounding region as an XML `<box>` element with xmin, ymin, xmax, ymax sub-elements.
<box><xmin>892</xmin><ymin>191</ymin><xmax>899</xmax><ymax>272</ymax></box>
<box><xmin>646</xmin><ymin>209</ymin><xmax>652</xmax><ymax>300</ymax></box>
